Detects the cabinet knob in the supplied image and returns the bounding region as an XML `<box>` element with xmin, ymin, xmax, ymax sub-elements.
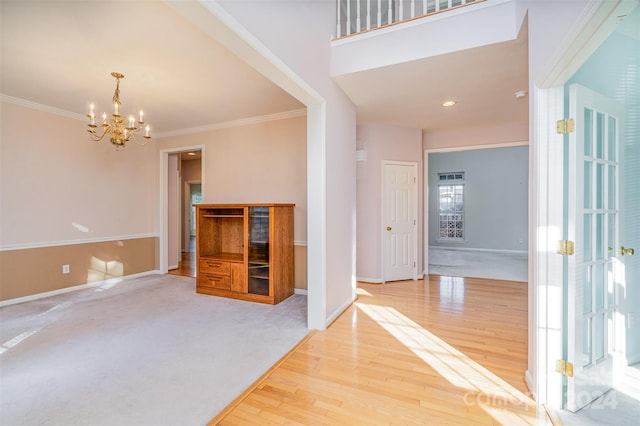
<box><xmin>386</xmin><ymin>226</ymin><xmax>392</xmax><ymax>231</ymax></box>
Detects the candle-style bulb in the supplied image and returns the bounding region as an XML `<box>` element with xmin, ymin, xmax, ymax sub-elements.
<box><xmin>139</xmin><ymin>110</ymin><xmax>144</xmax><ymax>122</ymax></box>
<box><xmin>145</xmin><ymin>125</ymin><xmax>150</xmax><ymax>137</ymax></box>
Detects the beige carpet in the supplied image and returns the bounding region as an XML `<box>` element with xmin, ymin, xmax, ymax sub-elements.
<box><xmin>0</xmin><ymin>274</ymin><xmax>309</xmax><ymax>425</ymax></box>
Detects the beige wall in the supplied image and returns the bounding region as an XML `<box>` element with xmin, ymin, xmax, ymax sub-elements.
<box><xmin>0</xmin><ymin>102</ymin><xmax>159</xmax><ymax>302</ymax></box>
<box><xmin>0</xmin><ymin>102</ymin><xmax>158</xmax><ymax>246</ymax></box>
<box><xmin>156</xmin><ymin>115</ymin><xmax>308</xmax><ymax>288</ymax></box>
<box><xmin>0</xmin><ymin>237</ymin><xmax>158</xmax><ymax>301</ymax></box>
<box><xmin>157</xmin><ymin>115</ymin><xmax>307</xmax><ymax>243</ymax></box>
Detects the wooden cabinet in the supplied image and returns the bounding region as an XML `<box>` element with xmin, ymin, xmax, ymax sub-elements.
<box><xmin>194</xmin><ymin>204</ymin><xmax>294</xmax><ymax>304</ymax></box>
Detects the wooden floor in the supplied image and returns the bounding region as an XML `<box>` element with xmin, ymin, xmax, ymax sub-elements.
<box><xmin>168</xmin><ymin>239</ymin><xmax>196</xmax><ymax>278</ymax></box>
<box><xmin>212</xmin><ymin>276</ymin><xmax>550</xmax><ymax>425</ymax></box>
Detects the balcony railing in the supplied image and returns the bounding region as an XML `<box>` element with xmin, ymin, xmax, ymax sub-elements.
<box><xmin>336</xmin><ymin>0</ymin><xmax>481</xmax><ymax>39</ymax></box>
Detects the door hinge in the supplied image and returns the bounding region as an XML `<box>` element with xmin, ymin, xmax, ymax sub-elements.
<box><xmin>556</xmin><ymin>359</ymin><xmax>574</xmax><ymax>377</ymax></box>
<box><xmin>557</xmin><ymin>240</ymin><xmax>575</xmax><ymax>256</ymax></box>
<box><xmin>556</xmin><ymin>118</ymin><xmax>575</xmax><ymax>134</ymax></box>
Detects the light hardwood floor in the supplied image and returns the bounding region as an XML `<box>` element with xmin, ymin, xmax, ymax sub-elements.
<box><xmin>212</xmin><ymin>276</ymin><xmax>550</xmax><ymax>425</ymax></box>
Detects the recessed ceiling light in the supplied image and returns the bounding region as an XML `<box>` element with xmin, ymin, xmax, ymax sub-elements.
<box><xmin>187</xmin><ymin>152</ymin><xmax>196</xmax><ymax>156</ymax></box>
<box><xmin>441</xmin><ymin>100</ymin><xmax>457</xmax><ymax>107</ymax></box>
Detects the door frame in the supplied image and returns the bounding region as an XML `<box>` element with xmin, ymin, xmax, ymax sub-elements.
<box><xmin>381</xmin><ymin>160</ymin><xmax>418</xmax><ymax>282</ymax></box>
<box><xmin>532</xmin><ymin>0</ymin><xmax>636</xmax><ymax>408</ymax></box>
<box><xmin>159</xmin><ymin>145</ymin><xmax>205</xmax><ymax>273</ymax></box>
<box><xmin>423</xmin><ymin>143</ymin><xmax>528</xmax><ymax>280</ymax></box>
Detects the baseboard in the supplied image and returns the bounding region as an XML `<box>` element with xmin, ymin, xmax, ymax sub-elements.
<box><xmin>294</xmin><ymin>288</ymin><xmax>308</xmax><ymax>295</ymax></box>
<box><xmin>429</xmin><ymin>246</ymin><xmax>528</xmax><ymax>255</ymax></box>
<box><xmin>357</xmin><ymin>275</ymin><xmax>425</xmax><ymax>283</ymax></box>
<box><xmin>356</xmin><ymin>276</ymin><xmax>383</xmax><ymax>283</ymax></box>
<box><xmin>627</xmin><ymin>351</ymin><xmax>640</xmax><ymax>366</ymax></box>
<box><xmin>325</xmin><ymin>293</ymin><xmax>357</xmax><ymax>328</ymax></box>
<box><xmin>524</xmin><ymin>369</ymin><xmax>536</xmax><ymax>401</ymax></box>
<box><xmin>0</xmin><ymin>270</ymin><xmax>161</xmax><ymax>307</ymax></box>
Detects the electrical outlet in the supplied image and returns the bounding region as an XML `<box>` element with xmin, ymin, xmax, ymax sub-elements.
<box><xmin>62</xmin><ymin>264</ymin><xmax>70</xmax><ymax>274</ymax></box>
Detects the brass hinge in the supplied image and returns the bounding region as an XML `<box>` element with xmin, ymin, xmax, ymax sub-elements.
<box><xmin>557</xmin><ymin>240</ymin><xmax>575</xmax><ymax>256</ymax></box>
<box><xmin>556</xmin><ymin>359</ymin><xmax>574</xmax><ymax>377</ymax></box>
<box><xmin>556</xmin><ymin>118</ymin><xmax>575</xmax><ymax>134</ymax></box>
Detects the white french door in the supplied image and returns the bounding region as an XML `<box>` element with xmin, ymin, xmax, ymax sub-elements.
<box><xmin>565</xmin><ymin>84</ymin><xmax>625</xmax><ymax>411</ymax></box>
<box><xmin>382</xmin><ymin>161</ymin><xmax>417</xmax><ymax>282</ymax></box>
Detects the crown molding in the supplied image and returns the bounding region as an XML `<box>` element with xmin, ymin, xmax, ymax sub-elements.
<box><xmin>2</xmin><ymin>94</ymin><xmax>306</xmax><ymax>138</ymax></box>
<box><xmin>156</xmin><ymin>108</ymin><xmax>307</xmax><ymax>138</ymax></box>
<box><xmin>0</xmin><ymin>94</ymin><xmax>86</xmax><ymax>121</ymax></box>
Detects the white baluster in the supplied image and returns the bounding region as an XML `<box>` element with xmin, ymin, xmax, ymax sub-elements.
<box><xmin>399</xmin><ymin>0</ymin><xmax>403</xmax><ymax>21</ymax></box>
<box><xmin>411</xmin><ymin>0</ymin><xmax>415</xmax><ymax>18</ymax></box>
<box><xmin>423</xmin><ymin>0</ymin><xmax>427</xmax><ymax>15</ymax></box>
<box><xmin>337</xmin><ymin>0</ymin><xmax>342</xmax><ymax>37</ymax></box>
<box><xmin>387</xmin><ymin>0</ymin><xmax>392</xmax><ymax>24</ymax></box>
<box><xmin>366</xmin><ymin>0</ymin><xmax>371</xmax><ymax>30</ymax></box>
<box><xmin>377</xmin><ymin>0</ymin><xmax>382</xmax><ymax>27</ymax></box>
<box><xmin>346</xmin><ymin>0</ymin><xmax>351</xmax><ymax>35</ymax></box>
<box><xmin>356</xmin><ymin>0</ymin><xmax>361</xmax><ymax>32</ymax></box>
<box><xmin>448</xmin><ymin>0</ymin><xmax>453</xmax><ymax>9</ymax></box>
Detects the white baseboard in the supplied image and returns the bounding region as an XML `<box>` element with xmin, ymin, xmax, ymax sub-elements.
<box><xmin>294</xmin><ymin>288</ymin><xmax>308</xmax><ymax>295</ymax></box>
<box><xmin>627</xmin><ymin>352</ymin><xmax>640</xmax><ymax>366</ymax></box>
<box><xmin>356</xmin><ymin>276</ymin><xmax>383</xmax><ymax>283</ymax></box>
<box><xmin>524</xmin><ymin>370</ymin><xmax>536</xmax><ymax>401</ymax></box>
<box><xmin>429</xmin><ymin>246</ymin><xmax>528</xmax><ymax>255</ymax></box>
<box><xmin>357</xmin><ymin>275</ymin><xmax>425</xmax><ymax>283</ymax></box>
<box><xmin>0</xmin><ymin>270</ymin><xmax>161</xmax><ymax>308</ymax></box>
<box><xmin>325</xmin><ymin>294</ymin><xmax>357</xmax><ymax>328</ymax></box>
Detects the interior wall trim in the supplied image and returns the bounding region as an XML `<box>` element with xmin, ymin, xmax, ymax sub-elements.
<box><xmin>156</xmin><ymin>108</ymin><xmax>307</xmax><ymax>138</ymax></box>
<box><xmin>1</xmin><ymin>94</ymin><xmax>85</xmax><ymax>121</ymax></box>
<box><xmin>428</xmin><ymin>245</ymin><xmax>528</xmax><ymax>255</ymax></box>
<box><xmin>294</xmin><ymin>241</ymin><xmax>307</xmax><ymax>246</ymax></box>
<box><xmin>0</xmin><ymin>233</ymin><xmax>160</xmax><ymax>252</ymax></box>
<box><xmin>0</xmin><ymin>270</ymin><xmax>161</xmax><ymax>308</ymax></box>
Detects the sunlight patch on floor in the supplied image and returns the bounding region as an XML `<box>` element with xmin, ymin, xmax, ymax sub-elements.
<box><xmin>357</xmin><ymin>302</ymin><xmax>537</xmax><ymax>423</ymax></box>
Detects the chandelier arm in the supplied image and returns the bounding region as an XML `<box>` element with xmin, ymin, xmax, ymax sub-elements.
<box><xmin>88</xmin><ymin>124</ymin><xmax>110</xmax><ymax>142</ymax></box>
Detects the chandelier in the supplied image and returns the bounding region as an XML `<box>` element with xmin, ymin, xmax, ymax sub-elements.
<box><xmin>87</xmin><ymin>72</ymin><xmax>151</xmax><ymax>148</ymax></box>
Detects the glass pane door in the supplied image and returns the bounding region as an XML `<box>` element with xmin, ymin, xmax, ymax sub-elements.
<box><xmin>248</xmin><ymin>207</ymin><xmax>270</xmax><ymax>296</ymax></box>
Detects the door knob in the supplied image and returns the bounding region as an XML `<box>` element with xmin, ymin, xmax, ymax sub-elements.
<box><xmin>620</xmin><ymin>246</ymin><xmax>635</xmax><ymax>256</ymax></box>
<box><xmin>386</xmin><ymin>226</ymin><xmax>392</xmax><ymax>231</ymax></box>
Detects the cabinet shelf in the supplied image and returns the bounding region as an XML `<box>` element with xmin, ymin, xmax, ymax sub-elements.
<box><xmin>202</xmin><ymin>214</ymin><xmax>244</xmax><ymax>218</ymax></box>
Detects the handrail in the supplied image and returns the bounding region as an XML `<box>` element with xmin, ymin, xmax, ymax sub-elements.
<box><xmin>336</xmin><ymin>0</ymin><xmax>482</xmax><ymax>39</ymax></box>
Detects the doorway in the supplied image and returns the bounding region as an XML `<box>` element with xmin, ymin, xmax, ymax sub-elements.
<box><xmin>161</xmin><ymin>146</ymin><xmax>204</xmax><ymax>278</ymax></box>
<box><xmin>537</xmin><ymin>1</ymin><xmax>640</xmax><ymax>419</ymax></box>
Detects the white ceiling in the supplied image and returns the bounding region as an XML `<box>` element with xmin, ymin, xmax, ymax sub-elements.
<box><xmin>1</xmin><ymin>0</ymin><xmax>529</xmax><ymax>137</ymax></box>
<box><xmin>333</xmin><ymin>24</ymin><xmax>529</xmax><ymax>132</ymax></box>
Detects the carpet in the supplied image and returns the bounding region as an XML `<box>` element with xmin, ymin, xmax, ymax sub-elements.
<box><xmin>0</xmin><ymin>274</ymin><xmax>309</xmax><ymax>425</ymax></box>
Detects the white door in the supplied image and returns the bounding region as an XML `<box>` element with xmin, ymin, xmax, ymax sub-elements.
<box><xmin>382</xmin><ymin>162</ymin><xmax>417</xmax><ymax>282</ymax></box>
<box><xmin>565</xmin><ymin>84</ymin><xmax>625</xmax><ymax>411</ymax></box>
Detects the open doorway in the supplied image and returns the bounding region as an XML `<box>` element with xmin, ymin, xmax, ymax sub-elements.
<box><xmin>424</xmin><ymin>144</ymin><xmax>529</xmax><ymax>283</ymax></box>
<box><xmin>166</xmin><ymin>148</ymin><xmax>202</xmax><ymax>278</ymax></box>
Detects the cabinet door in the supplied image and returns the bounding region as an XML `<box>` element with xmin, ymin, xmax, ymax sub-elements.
<box><xmin>230</xmin><ymin>262</ymin><xmax>247</xmax><ymax>293</ymax></box>
<box><xmin>248</xmin><ymin>206</ymin><xmax>270</xmax><ymax>296</ymax></box>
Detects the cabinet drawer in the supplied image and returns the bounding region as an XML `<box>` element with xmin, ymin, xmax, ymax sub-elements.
<box><xmin>199</xmin><ymin>259</ymin><xmax>231</xmax><ymax>275</ymax></box>
<box><xmin>198</xmin><ymin>274</ymin><xmax>231</xmax><ymax>290</ymax></box>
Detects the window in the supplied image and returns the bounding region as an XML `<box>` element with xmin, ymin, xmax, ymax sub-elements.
<box><xmin>438</xmin><ymin>172</ymin><xmax>465</xmax><ymax>241</ymax></box>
